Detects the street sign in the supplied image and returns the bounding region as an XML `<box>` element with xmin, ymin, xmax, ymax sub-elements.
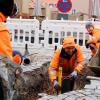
<box><xmin>57</xmin><ymin>0</ymin><xmax>72</xmax><ymax>13</ymax></box>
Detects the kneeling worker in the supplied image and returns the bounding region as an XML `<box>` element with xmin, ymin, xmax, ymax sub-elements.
<box><xmin>0</xmin><ymin>0</ymin><xmax>17</xmax><ymax>60</ymax></box>
<box><xmin>48</xmin><ymin>36</ymin><xmax>85</xmax><ymax>93</ymax></box>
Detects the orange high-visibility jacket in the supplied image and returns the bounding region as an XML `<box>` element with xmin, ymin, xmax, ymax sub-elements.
<box><xmin>0</xmin><ymin>12</ymin><xmax>12</xmax><ymax>60</ymax></box>
<box><xmin>48</xmin><ymin>44</ymin><xmax>84</xmax><ymax>81</ymax></box>
<box><xmin>92</xmin><ymin>28</ymin><xmax>100</xmax><ymax>41</ymax></box>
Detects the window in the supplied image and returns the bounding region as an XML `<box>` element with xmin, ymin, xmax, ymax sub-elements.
<box><xmin>55</xmin><ymin>38</ymin><xmax>58</xmax><ymax>43</ymax></box>
<box><xmin>14</xmin><ymin>29</ymin><xmax>18</xmax><ymax>35</ymax></box>
<box><xmin>49</xmin><ymin>31</ymin><xmax>53</xmax><ymax>38</ymax></box>
<box><xmin>20</xmin><ymin>36</ymin><xmax>23</xmax><ymax>42</ymax></box>
<box><xmin>14</xmin><ymin>36</ymin><xmax>18</xmax><ymax>42</ymax></box>
<box><xmin>25</xmin><ymin>31</ymin><xmax>29</xmax><ymax>35</ymax></box>
<box><xmin>25</xmin><ymin>37</ymin><xmax>29</xmax><ymax>41</ymax></box>
<box><xmin>60</xmin><ymin>38</ymin><xmax>64</xmax><ymax>45</ymax></box>
<box><xmin>85</xmin><ymin>40</ymin><xmax>88</xmax><ymax>45</ymax></box>
<box><xmin>39</xmin><ymin>37</ymin><xmax>44</xmax><ymax>44</ymax></box>
<box><xmin>79</xmin><ymin>32</ymin><xmax>83</xmax><ymax>39</ymax></box>
<box><xmin>48</xmin><ymin>38</ymin><xmax>52</xmax><ymax>44</ymax></box>
<box><xmin>31</xmin><ymin>37</ymin><xmax>34</xmax><ymax>43</ymax></box>
<box><xmin>31</xmin><ymin>30</ymin><xmax>35</xmax><ymax>34</ymax></box>
<box><xmin>55</xmin><ymin>33</ymin><xmax>58</xmax><ymax>37</ymax></box>
<box><xmin>67</xmin><ymin>32</ymin><xmax>71</xmax><ymax>36</ymax></box>
<box><xmin>74</xmin><ymin>39</ymin><xmax>77</xmax><ymax>43</ymax></box>
<box><xmin>79</xmin><ymin>39</ymin><xmax>83</xmax><ymax>46</ymax></box>
<box><xmin>20</xmin><ymin>29</ymin><xmax>23</xmax><ymax>33</ymax></box>
<box><xmin>61</xmin><ymin>31</ymin><xmax>65</xmax><ymax>37</ymax></box>
<box><xmin>73</xmin><ymin>32</ymin><xmax>77</xmax><ymax>37</ymax></box>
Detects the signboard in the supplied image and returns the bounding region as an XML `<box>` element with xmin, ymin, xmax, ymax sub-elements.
<box><xmin>57</xmin><ymin>0</ymin><xmax>72</xmax><ymax>13</ymax></box>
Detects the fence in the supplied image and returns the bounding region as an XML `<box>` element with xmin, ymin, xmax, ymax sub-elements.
<box><xmin>4</xmin><ymin>17</ymin><xmax>40</xmax><ymax>49</ymax></box>
<box><xmin>4</xmin><ymin>17</ymin><xmax>100</xmax><ymax>51</ymax></box>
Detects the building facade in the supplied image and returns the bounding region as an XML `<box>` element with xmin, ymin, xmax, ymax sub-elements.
<box><xmin>15</xmin><ymin>0</ymin><xmax>90</xmax><ymax>20</ymax></box>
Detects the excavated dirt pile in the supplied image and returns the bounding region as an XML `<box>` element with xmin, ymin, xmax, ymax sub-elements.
<box><xmin>12</xmin><ymin>62</ymin><xmax>51</xmax><ymax>100</ymax></box>
<box><xmin>0</xmin><ymin>49</ymin><xmax>53</xmax><ymax>100</ymax></box>
<box><xmin>0</xmin><ymin>59</ymin><xmax>93</xmax><ymax>100</ymax></box>
<box><xmin>1</xmin><ymin>46</ymin><xmax>99</xmax><ymax>100</ymax></box>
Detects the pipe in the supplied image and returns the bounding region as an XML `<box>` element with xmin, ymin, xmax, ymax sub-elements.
<box><xmin>23</xmin><ymin>57</ymin><xmax>31</xmax><ymax>65</ymax></box>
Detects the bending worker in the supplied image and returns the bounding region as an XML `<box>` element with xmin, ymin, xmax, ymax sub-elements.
<box><xmin>85</xmin><ymin>22</ymin><xmax>100</xmax><ymax>42</ymax></box>
<box><xmin>48</xmin><ymin>36</ymin><xmax>85</xmax><ymax>93</ymax></box>
<box><xmin>0</xmin><ymin>0</ymin><xmax>17</xmax><ymax>60</ymax></box>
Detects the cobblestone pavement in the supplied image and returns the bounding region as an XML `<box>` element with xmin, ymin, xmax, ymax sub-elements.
<box><xmin>38</xmin><ymin>80</ymin><xmax>100</xmax><ymax>100</ymax></box>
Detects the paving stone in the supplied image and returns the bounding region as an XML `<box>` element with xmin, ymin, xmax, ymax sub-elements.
<box><xmin>51</xmin><ymin>94</ymin><xmax>69</xmax><ymax>100</ymax></box>
<box><xmin>84</xmin><ymin>84</ymin><xmax>96</xmax><ymax>89</ymax></box>
<box><xmin>91</xmin><ymin>80</ymin><xmax>100</xmax><ymax>86</ymax></box>
<box><xmin>38</xmin><ymin>95</ymin><xmax>55</xmax><ymax>100</ymax></box>
<box><xmin>50</xmin><ymin>96</ymin><xmax>67</xmax><ymax>100</ymax></box>
<box><xmin>68</xmin><ymin>91</ymin><xmax>78</xmax><ymax>95</ymax></box>
<box><xmin>64</xmin><ymin>95</ymin><xmax>79</xmax><ymax>100</ymax></box>
<box><xmin>84</xmin><ymin>95</ymin><xmax>98</xmax><ymax>100</ymax></box>
<box><xmin>97</xmin><ymin>86</ymin><xmax>100</xmax><ymax>89</ymax></box>
<box><xmin>84</xmin><ymin>89</ymin><xmax>94</xmax><ymax>92</ymax></box>
<box><xmin>85</xmin><ymin>92</ymin><xmax>94</xmax><ymax>96</ymax></box>
<box><xmin>75</xmin><ymin>93</ymin><xmax>85</xmax><ymax>97</ymax></box>
<box><xmin>75</xmin><ymin>96</ymin><xmax>85</xmax><ymax>100</ymax></box>
<box><xmin>63</xmin><ymin>92</ymin><xmax>75</xmax><ymax>97</ymax></box>
<box><xmin>95</xmin><ymin>90</ymin><xmax>100</xmax><ymax>94</ymax></box>
<box><xmin>76</xmin><ymin>90</ymin><xmax>86</xmax><ymax>94</ymax></box>
<box><xmin>97</xmin><ymin>97</ymin><xmax>100</xmax><ymax>100</ymax></box>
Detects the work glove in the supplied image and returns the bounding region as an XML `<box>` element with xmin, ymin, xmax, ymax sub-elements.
<box><xmin>53</xmin><ymin>80</ymin><xmax>61</xmax><ymax>91</ymax></box>
<box><xmin>70</xmin><ymin>70</ymin><xmax>77</xmax><ymax>78</ymax></box>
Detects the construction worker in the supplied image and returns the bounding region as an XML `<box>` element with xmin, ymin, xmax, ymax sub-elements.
<box><xmin>86</xmin><ymin>39</ymin><xmax>100</xmax><ymax>77</ymax></box>
<box><xmin>0</xmin><ymin>1</ymin><xmax>17</xmax><ymax>99</ymax></box>
<box><xmin>48</xmin><ymin>36</ymin><xmax>85</xmax><ymax>93</ymax></box>
<box><xmin>12</xmin><ymin>50</ymin><xmax>23</xmax><ymax>65</ymax></box>
<box><xmin>85</xmin><ymin>22</ymin><xmax>100</xmax><ymax>42</ymax></box>
<box><xmin>0</xmin><ymin>0</ymin><xmax>17</xmax><ymax>60</ymax></box>
<box><xmin>86</xmin><ymin>39</ymin><xmax>99</xmax><ymax>57</ymax></box>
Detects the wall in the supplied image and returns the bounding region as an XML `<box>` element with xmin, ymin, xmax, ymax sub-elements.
<box><xmin>15</xmin><ymin>0</ymin><xmax>90</xmax><ymax>20</ymax></box>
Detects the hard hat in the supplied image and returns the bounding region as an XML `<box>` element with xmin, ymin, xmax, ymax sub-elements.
<box><xmin>85</xmin><ymin>22</ymin><xmax>94</xmax><ymax>29</ymax></box>
<box><xmin>63</xmin><ymin>36</ymin><xmax>75</xmax><ymax>48</ymax></box>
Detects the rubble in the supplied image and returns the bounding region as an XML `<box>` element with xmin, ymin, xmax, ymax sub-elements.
<box><xmin>0</xmin><ymin>46</ymin><xmax>99</xmax><ymax>100</ymax></box>
<box><xmin>0</xmin><ymin>51</ymin><xmax>52</xmax><ymax>100</ymax></box>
